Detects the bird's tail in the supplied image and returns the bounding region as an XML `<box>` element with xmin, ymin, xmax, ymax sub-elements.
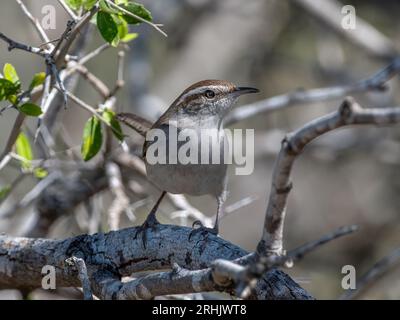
<box><xmin>116</xmin><ymin>112</ymin><xmax>153</xmax><ymax>137</ymax></box>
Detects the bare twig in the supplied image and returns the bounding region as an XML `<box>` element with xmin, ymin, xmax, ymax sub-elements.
<box><xmin>77</xmin><ymin>43</ymin><xmax>110</xmax><ymax>65</ymax></box>
<box><xmin>225</xmin><ymin>57</ymin><xmax>400</xmax><ymax>126</ymax></box>
<box><xmin>291</xmin><ymin>0</ymin><xmax>397</xmax><ymax>59</ymax></box>
<box><xmin>98</xmin><ymin>266</ymin><xmax>216</xmax><ymax>300</ymax></box>
<box><xmin>15</xmin><ymin>0</ymin><xmax>52</xmax><ymax>48</ymax></box>
<box><xmin>57</xmin><ymin>0</ymin><xmax>79</xmax><ymax>20</ymax></box>
<box><xmin>0</xmin><ymin>172</ymin><xmax>28</xmax><ymax>206</ymax></box>
<box><xmin>257</xmin><ymin>97</ymin><xmax>400</xmax><ymax>257</ymax></box>
<box><xmin>239</xmin><ymin>225</ymin><xmax>358</xmax><ymax>298</ymax></box>
<box><xmin>0</xmin><ymin>172</ymin><xmax>62</xmax><ymax>218</ymax></box>
<box><xmin>51</xmin><ymin>20</ymin><xmax>76</xmax><ymax>57</ymax></box>
<box><xmin>39</xmin><ymin>67</ymin><xmax>52</xmax><ymax>114</ymax></box>
<box><xmin>61</xmin><ymin>89</ymin><xmax>112</xmax><ymax>127</ymax></box>
<box><xmin>340</xmin><ymin>247</ymin><xmax>400</xmax><ymax>300</ymax></box>
<box><xmin>55</xmin><ymin>7</ymin><xmax>98</xmax><ymax>67</ymax></box>
<box><xmin>106</xmin><ymin>162</ymin><xmax>129</xmax><ymax>230</ymax></box>
<box><xmin>168</xmin><ymin>194</ymin><xmax>213</xmax><ymax>227</ymax></box>
<box><xmin>75</xmin><ymin>64</ymin><xmax>110</xmax><ymax>98</ymax></box>
<box><xmin>0</xmin><ymin>113</ymin><xmax>26</xmax><ymax>167</ymax></box>
<box><xmin>65</xmin><ymin>256</ymin><xmax>93</xmax><ymax>300</ymax></box>
<box><xmin>0</xmin><ymin>32</ymin><xmax>45</xmax><ymax>56</ymax></box>
<box><xmin>108</xmin><ymin>51</ymin><xmax>125</xmax><ymax>98</ymax></box>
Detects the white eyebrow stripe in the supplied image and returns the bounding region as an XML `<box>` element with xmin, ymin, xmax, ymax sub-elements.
<box><xmin>176</xmin><ymin>85</ymin><xmax>226</xmax><ymax>105</ymax></box>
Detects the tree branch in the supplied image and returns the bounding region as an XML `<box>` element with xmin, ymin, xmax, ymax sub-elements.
<box><xmin>0</xmin><ymin>32</ymin><xmax>45</xmax><ymax>56</ymax></box>
<box><xmin>65</xmin><ymin>256</ymin><xmax>93</xmax><ymax>300</ymax></box>
<box><xmin>225</xmin><ymin>57</ymin><xmax>400</xmax><ymax>126</ymax></box>
<box><xmin>0</xmin><ymin>225</ymin><xmax>313</xmax><ymax>299</ymax></box>
<box><xmin>291</xmin><ymin>0</ymin><xmax>397</xmax><ymax>59</ymax></box>
<box><xmin>339</xmin><ymin>247</ymin><xmax>400</xmax><ymax>300</ymax></box>
<box><xmin>257</xmin><ymin>97</ymin><xmax>400</xmax><ymax>257</ymax></box>
<box><xmin>211</xmin><ymin>225</ymin><xmax>358</xmax><ymax>299</ymax></box>
<box><xmin>15</xmin><ymin>0</ymin><xmax>52</xmax><ymax>48</ymax></box>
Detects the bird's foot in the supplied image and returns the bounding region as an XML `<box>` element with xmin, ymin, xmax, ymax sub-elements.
<box><xmin>134</xmin><ymin>214</ymin><xmax>159</xmax><ymax>249</ymax></box>
<box><xmin>189</xmin><ymin>220</ymin><xmax>218</xmax><ymax>242</ymax></box>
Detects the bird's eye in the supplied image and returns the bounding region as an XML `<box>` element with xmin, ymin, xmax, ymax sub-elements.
<box><xmin>205</xmin><ymin>90</ymin><xmax>215</xmax><ymax>99</ymax></box>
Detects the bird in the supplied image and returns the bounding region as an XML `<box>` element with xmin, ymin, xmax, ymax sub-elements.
<box><xmin>117</xmin><ymin>80</ymin><xmax>259</xmax><ymax>246</ymax></box>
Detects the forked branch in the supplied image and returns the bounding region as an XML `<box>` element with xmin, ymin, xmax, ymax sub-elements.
<box><xmin>257</xmin><ymin>97</ymin><xmax>400</xmax><ymax>257</ymax></box>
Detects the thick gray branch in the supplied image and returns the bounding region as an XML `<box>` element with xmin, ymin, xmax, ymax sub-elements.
<box><xmin>0</xmin><ymin>224</ymin><xmax>312</xmax><ymax>300</ymax></box>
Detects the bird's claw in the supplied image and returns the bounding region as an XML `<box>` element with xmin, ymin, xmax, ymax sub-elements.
<box><xmin>134</xmin><ymin>215</ymin><xmax>159</xmax><ymax>249</ymax></box>
<box><xmin>189</xmin><ymin>220</ymin><xmax>218</xmax><ymax>241</ymax></box>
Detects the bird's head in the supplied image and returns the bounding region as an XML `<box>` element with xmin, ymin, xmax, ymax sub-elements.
<box><xmin>172</xmin><ymin>80</ymin><xmax>259</xmax><ymax>119</ymax></box>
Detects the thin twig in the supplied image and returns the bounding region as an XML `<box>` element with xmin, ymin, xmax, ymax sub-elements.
<box><xmin>55</xmin><ymin>7</ymin><xmax>98</xmax><ymax>67</ymax></box>
<box><xmin>239</xmin><ymin>225</ymin><xmax>359</xmax><ymax>298</ymax></box>
<box><xmin>75</xmin><ymin>65</ymin><xmax>110</xmax><ymax>98</ymax></box>
<box><xmin>106</xmin><ymin>162</ymin><xmax>129</xmax><ymax>230</ymax></box>
<box><xmin>225</xmin><ymin>57</ymin><xmax>400</xmax><ymax>126</ymax></box>
<box><xmin>51</xmin><ymin>20</ymin><xmax>76</xmax><ymax>57</ymax></box>
<box><xmin>0</xmin><ymin>113</ymin><xmax>26</xmax><ymax>167</ymax></box>
<box><xmin>0</xmin><ymin>171</ymin><xmax>62</xmax><ymax>218</ymax></box>
<box><xmin>291</xmin><ymin>0</ymin><xmax>396</xmax><ymax>59</ymax></box>
<box><xmin>339</xmin><ymin>247</ymin><xmax>400</xmax><ymax>300</ymax></box>
<box><xmin>65</xmin><ymin>256</ymin><xmax>93</xmax><ymax>300</ymax></box>
<box><xmin>61</xmin><ymin>88</ymin><xmax>114</xmax><ymax>127</ymax></box>
<box><xmin>78</xmin><ymin>43</ymin><xmax>110</xmax><ymax>65</ymax></box>
<box><xmin>0</xmin><ymin>32</ymin><xmax>46</xmax><ymax>56</ymax></box>
<box><xmin>108</xmin><ymin>51</ymin><xmax>125</xmax><ymax>98</ymax></box>
<box><xmin>57</xmin><ymin>0</ymin><xmax>79</xmax><ymax>20</ymax></box>
<box><xmin>15</xmin><ymin>0</ymin><xmax>53</xmax><ymax>48</ymax></box>
<box><xmin>0</xmin><ymin>172</ymin><xmax>28</xmax><ymax>206</ymax></box>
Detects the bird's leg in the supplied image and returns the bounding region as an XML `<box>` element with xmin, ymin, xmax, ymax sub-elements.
<box><xmin>134</xmin><ymin>191</ymin><xmax>166</xmax><ymax>248</ymax></box>
<box><xmin>189</xmin><ymin>195</ymin><xmax>224</xmax><ymax>241</ymax></box>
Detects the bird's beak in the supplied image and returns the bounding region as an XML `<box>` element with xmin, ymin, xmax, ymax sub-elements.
<box><xmin>232</xmin><ymin>86</ymin><xmax>260</xmax><ymax>96</ymax></box>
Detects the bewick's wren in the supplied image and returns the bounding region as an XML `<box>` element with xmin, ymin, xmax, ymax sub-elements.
<box><xmin>117</xmin><ymin>80</ymin><xmax>258</xmax><ymax>245</ymax></box>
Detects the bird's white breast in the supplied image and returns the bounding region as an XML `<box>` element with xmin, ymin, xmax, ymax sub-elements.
<box><xmin>145</xmin><ymin>116</ymin><xmax>228</xmax><ymax>197</ymax></box>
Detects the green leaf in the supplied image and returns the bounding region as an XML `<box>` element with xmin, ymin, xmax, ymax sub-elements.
<box><xmin>8</xmin><ymin>94</ymin><xmax>17</xmax><ymax>105</ymax></box>
<box><xmin>0</xmin><ymin>79</ymin><xmax>19</xmax><ymax>101</ymax></box>
<box><xmin>29</xmin><ymin>72</ymin><xmax>46</xmax><ymax>90</ymax></box>
<box><xmin>115</xmin><ymin>0</ymin><xmax>128</xmax><ymax>4</ymax></box>
<box><xmin>18</xmin><ymin>103</ymin><xmax>43</xmax><ymax>117</ymax></box>
<box><xmin>97</xmin><ymin>11</ymin><xmax>119</xmax><ymax>44</ymax></box>
<box><xmin>81</xmin><ymin>116</ymin><xmax>103</xmax><ymax>161</ymax></box>
<box><xmin>121</xmin><ymin>2</ymin><xmax>152</xmax><ymax>25</ymax></box>
<box><xmin>65</xmin><ymin>0</ymin><xmax>83</xmax><ymax>10</ymax></box>
<box><xmin>0</xmin><ymin>185</ymin><xmax>11</xmax><ymax>199</ymax></box>
<box><xmin>103</xmin><ymin>109</ymin><xmax>124</xmax><ymax>141</ymax></box>
<box><xmin>111</xmin><ymin>15</ymin><xmax>129</xmax><ymax>47</ymax></box>
<box><xmin>117</xmin><ymin>16</ymin><xmax>129</xmax><ymax>39</ymax></box>
<box><xmin>83</xmin><ymin>0</ymin><xmax>98</xmax><ymax>10</ymax></box>
<box><xmin>3</xmin><ymin>63</ymin><xmax>20</xmax><ymax>85</ymax></box>
<box><xmin>99</xmin><ymin>0</ymin><xmax>119</xmax><ymax>14</ymax></box>
<box><xmin>121</xmin><ymin>32</ymin><xmax>138</xmax><ymax>42</ymax></box>
<box><xmin>15</xmin><ymin>132</ymin><xmax>33</xmax><ymax>169</ymax></box>
<box><xmin>34</xmin><ymin>167</ymin><xmax>48</xmax><ymax>179</ymax></box>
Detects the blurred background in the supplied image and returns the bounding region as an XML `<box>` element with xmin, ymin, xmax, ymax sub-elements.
<box><xmin>1</xmin><ymin>0</ymin><xmax>400</xmax><ymax>299</ymax></box>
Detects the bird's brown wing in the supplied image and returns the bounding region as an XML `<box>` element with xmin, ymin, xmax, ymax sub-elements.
<box><xmin>116</xmin><ymin>112</ymin><xmax>153</xmax><ymax>137</ymax></box>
